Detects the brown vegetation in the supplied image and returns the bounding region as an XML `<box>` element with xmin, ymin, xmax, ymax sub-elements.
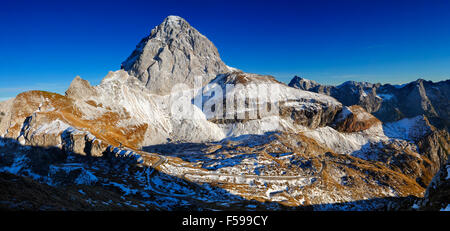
<box><xmin>333</xmin><ymin>105</ymin><xmax>381</xmax><ymax>133</ymax></box>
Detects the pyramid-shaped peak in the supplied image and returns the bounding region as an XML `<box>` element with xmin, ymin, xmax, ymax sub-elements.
<box><xmin>121</xmin><ymin>15</ymin><xmax>230</xmax><ymax>94</ymax></box>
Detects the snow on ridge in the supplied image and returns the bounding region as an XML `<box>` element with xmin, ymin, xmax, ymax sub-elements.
<box><xmin>34</xmin><ymin>119</ymin><xmax>71</xmax><ymax>135</ymax></box>
<box><xmin>393</xmin><ymin>83</ymin><xmax>406</xmax><ymax>89</ymax></box>
<box><xmin>164</xmin><ymin>15</ymin><xmax>186</xmax><ymax>26</ymax></box>
<box><xmin>302</xmin><ymin>124</ymin><xmax>388</xmax><ymax>155</ymax></box>
<box><xmin>302</xmin><ymin>114</ymin><xmax>433</xmax><ymax>156</ymax></box>
<box><xmin>383</xmin><ymin>115</ymin><xmax>432</xmax><ymax>141</ymax></box>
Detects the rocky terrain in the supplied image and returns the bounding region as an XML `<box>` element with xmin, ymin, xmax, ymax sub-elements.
<box><xmin>0</xmin><ymin>16</ymin><xmax>448</xmax><ymax>211</ymax></box>
<box><xmin>289</xmin><ymin>76</ymin><xmax>450</xmax><ymax>130</ymax></box>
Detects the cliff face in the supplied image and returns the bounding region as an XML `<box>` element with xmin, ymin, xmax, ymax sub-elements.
<box><xmin>121</xmin><ymin>15</ymin><xmax>230</xmax><ymax>95</ymax></box>
<box><xmin>416</xmin><ymin>130</ymin><xmax>449</xmax><ymax>174</ymax></box>
<box><xmin>414</xmin><ymin>160</ymin><xmax>450</xmax><ymax>211</ymax></box>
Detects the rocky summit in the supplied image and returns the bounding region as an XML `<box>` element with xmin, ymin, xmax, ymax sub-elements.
<box><xmin>0</xmin><ymin>16</ymin><xmax>448</xmax><ymax>211</ymax></box>
<box><xmin>121</xmin><ymin>15</ymin><xmax>231</xmax><ymax>95</ymax></box>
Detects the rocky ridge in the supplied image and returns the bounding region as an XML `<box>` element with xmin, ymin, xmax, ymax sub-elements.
<box><xmin>289</xmin><ymin>76</ymin><xmax>450</xmax><ymax>129</ymax></box>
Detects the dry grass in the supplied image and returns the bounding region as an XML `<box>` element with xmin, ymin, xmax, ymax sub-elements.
<box><xmin>8</xmin><ymin>90</ymin><xmax>148</xmax><ymax>151</ymax></box>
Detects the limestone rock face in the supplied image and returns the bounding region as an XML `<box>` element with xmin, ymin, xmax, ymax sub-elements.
<box><xmin>202</xmin><ymin>72</ymin><xmax>342</xmax><ymax>129</ymax></box>
<box><xmin>61</xmin><ymin>128</ymin><xmax>109</xmax><ymax>157</ymax></box>
<box><xmin>12</xmin><ymin>110</ymin><xmax>108</xmax><ymax>157</ymax></box>
<box><xmin>122</xmin><ymin>15</ymin><xmax>230</xmax><ymax>95</ymax></box>
<box><xmin>65</xmin><ymin>76</ymin><xmax>97</xmax><ymax>100</ymax></box>
<box><xmin>279</xmin><ymin>102</ymin><xmax>341</xmax><ymax>129</ymax></box>
<box><xmin>416</xmin><ymin>129</ymin><xmax>449</xmax><ymax>174</ymax></box>
<box><xmin>20</xmin><ymin>113</ymin><xmax>69</xmax><ymax>148</ymax></box>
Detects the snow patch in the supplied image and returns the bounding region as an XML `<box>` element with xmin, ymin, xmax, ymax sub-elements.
<box><xmin>302</xmin><ymin>124</ymin><xmax>387</xmax><ymax>155</ymax></box>
<box><xmin>0</xmin><ymin>154</ymin><xmax>28</xmax><ymax>175</ymax></box>
<box><xmin>377</xmin><ymin>93</ymin><xmax>394</xmax><ymax>101</ymax></box>
<box><xmin>383</xmin><ymin>116</ymin><xmax>432</xmax><ymax>141</ymax></box>
<box><xmin>34</xmin><ymin>119</ymin><xmax>70</xmax><ymax>135</ymax></box>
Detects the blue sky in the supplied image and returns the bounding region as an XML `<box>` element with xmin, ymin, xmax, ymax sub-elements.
<box><xmin>1</xmin><ymin>0</ymin><xmax>450</xmax><ymax>100</ymax></box>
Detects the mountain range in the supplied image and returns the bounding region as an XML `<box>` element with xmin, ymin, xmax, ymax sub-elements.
<box><xmin>289</xmin><ymin>76</ymin><xmax>450</xmax><ymax>129</ymax></box>
<box><xmin>0</xmin><ymin>16</ymin><xmax>448</xmax><ymax>211</ymax></box>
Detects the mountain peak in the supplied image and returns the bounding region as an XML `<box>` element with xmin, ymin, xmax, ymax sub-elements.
<box><xmin>288</xmin><ymin>76</ymin><xmax>320</xmax><ymax>90</ymax></box>
<box><xmin>121</xmin><ymin>15</ymin><xmax>229</xmax><ymax>94</ymax></box>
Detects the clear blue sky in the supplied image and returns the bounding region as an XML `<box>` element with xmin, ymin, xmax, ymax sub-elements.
<box><xmin>1</xmin><ymin>0</ymin><xmax>450</xmax><ymax>100</ymax></box>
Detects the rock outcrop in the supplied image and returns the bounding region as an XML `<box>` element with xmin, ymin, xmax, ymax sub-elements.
<box><xmin>332</xmin><ymin>105</ymin><xmax>381</xmax><ymax>133</ymax></box>
<box><xmin>202</xmin><ymin>71</ymin><xmax>342</xmax><ymax>129</ymax></box>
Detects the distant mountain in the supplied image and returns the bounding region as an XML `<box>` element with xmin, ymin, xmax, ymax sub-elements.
<box><xmin>289</xmin><ymin>76</ymin><xmax>450</xmax><ymax>129</ymax></box>
<box><xmin>121</xmin><ymin>15</ymin><xmax>231</xmax><ymax>95</ymax></box>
